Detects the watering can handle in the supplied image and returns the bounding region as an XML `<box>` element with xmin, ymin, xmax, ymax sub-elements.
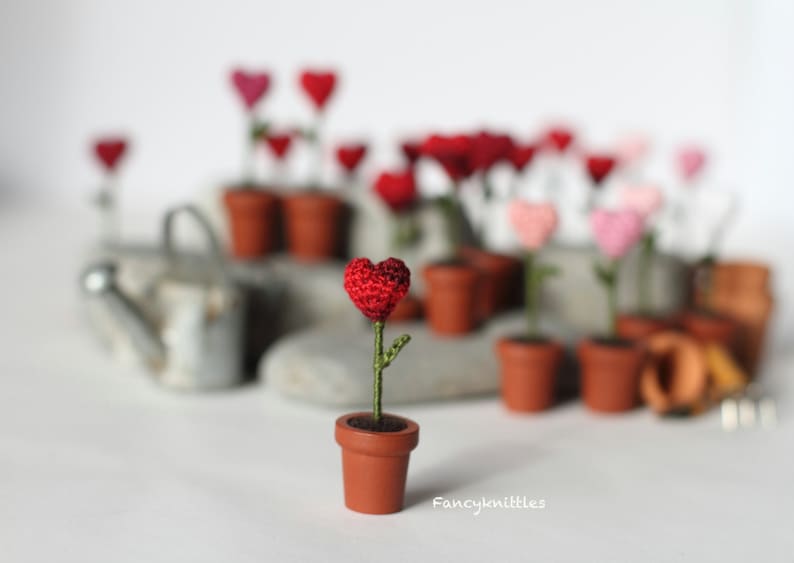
<box><xmin>161</xmin><ymin>204</ymin><xmax>228</xmax><ymax>283</ymax></box>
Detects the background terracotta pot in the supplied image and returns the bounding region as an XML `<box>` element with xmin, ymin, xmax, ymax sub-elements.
<box><xmin>496</xmin><ymin>337</ymin><xmax>562</xmax><ymax>412</ymax></box>
<box><xmin>616</xmin><ymin>313</ymin><xmax>672</xmax><ymax>342</ymax></box>
<box><xmin>335</xmin><ymin>412</ymin><xmax>419</xmax><ymax>515</ymax></box>
<box><xmin>422</xmin><ymin>262</ymin><xmax>480</xmax><ymax>335</ymax></box>
<box><xmin>282</xmin><ymin>192</ymin><xmax>346</xmax><ymax>262</ymax></box>
<box><xmin>681</xmin><ymin>310</ymin><xmax>738</xmax><ymax>351</ymax></box>
<box><xmin>459</xmin><ymin>247</ymin><xmax>522</xmax><ymax>320</ymax></box>
<box><xmin>577</xmin><ymin>339</ymin><xmax>645</xmax><ymax>413</ymax></box>
<box><xmin>223</xmin><ymin>188</ymin><xmax>280</xmax><ymax>259</ymax></box>
<box><xmin>639</xmin><ymin>332</ymin><xmax>707</xmax><ymax>414</ymax></box>
<box><xmin>388</xmin><ymin>294</ymin><xmax>422</xmax><ymax>322</ymax></box>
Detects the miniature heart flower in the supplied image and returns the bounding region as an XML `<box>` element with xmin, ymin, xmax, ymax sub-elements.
<box><xmin>677</xmin><ymin>146</ymin><xmax>707</xmax><ymax>181</ymax></box>
<box><xmin>344</xmin><ymin>257</ymin><xmax>411</xmax><ymax>322</ymax></box>
<box><xmin>590</xmin><ymin>208</ymin><xmax>644</xmax><ymax>259</ymax></box>
<box><xmin>544</xmin><ymin>127</ymin><xmax>575</xmax><ymax>153</ymax></box>
<box><xmin>299</xmin><ymin>70</ymin><xmax>337</xmax><ymax>111</ymax></box>
<box><xmin>508</xmin><ymin>143</ymin><xmax>538</xmax><ymax>172</ymax></box>
<box><xmin>420</xmin><ymin>134</ymin><xmax>474</xmax><ymax>182</ymax></box>
<box><xmin>400</xmin><ymin>141</ymin><xmax>422</xmax><ymax>166</ymax></box>
<box><xmin>470</xmin><ymin>131</ymin><xmax>514</xmax><ymax>172</ymax></box>
<box><xmin>336</xmin><ymin>143</ymin><xmax>368</xmax><ymax>174</ymax></box>
<box><xmin>614</xmin><ymin>134</ymin><xmax>650</xmax><ymax>166</ymax></box>
<box><xmin>230</xmin><ymin>69</ymin><xmax>271</xmax><ymax>111</ymax></box>
<box><xmin>508</xmin><ymin>201</ymin><xmax>558</xmax><ymax>251</ymax></box>
<box><xmin>585</xmin><ymin>154</ymin><xmax>618</xmax><ymax>186</ymax></box>
<box><xmin>264</xmin><ymin>132</ymin><xmax>293</xmax><ymax>160</ymax></box>
<box><xmin>94</xmin><ymin>138</ymin><xmax>128</xmax><ymax>171</ymax></box>
<box><xmin>373</xmin><ymin>170</ymin><xmax>418</xmax><ymax>213</ymax></box>
<box><xmin>621</xmin><ymin>185</ymin><xmax>664</xmax><ymax>219</ymax></box>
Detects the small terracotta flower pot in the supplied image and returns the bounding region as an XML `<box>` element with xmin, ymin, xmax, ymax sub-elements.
<box><xmin>460</xmin><ymin>247</ymin><xmax>522</xmax><ymax>319</ymax></box>
<box><xmin>422</xmin><ymin>262</ymin><xmax>480</xmax><ymax>335</ymax></box>
<box><xmin>388</xmin><ymin>294</ymin><xmax>422</xmax><ymax>322</ymax></box>
<box><xmin>335</xmin><ymin>412</ymin><xmax>419</xmax><ymax>515</ymax></box>
<box><xmin>616</xmin><ymin>313</ymin><xmax>672</xmax><ymax>342</ymax></box>
<box><xmin>639</xmin><ymin>331</ymin><xmax>707</xmax><ymax>414</ymax></box>
<box><xmin>223</xmin><ymin>188</ymin><xmax>280</xmax><ymax>259</ymax></box>
<box><xmin>282</xmin><ymin>191</ymin><xmax>346</xmax><ymax>262</ymax></box>
<box><xmin>681</xmin><ymin>310</ymin><xmax>738</xmax><ymax>351</ymax></box>
<box><xmin>496</xmin><ymin>337</ymin><xmax>563</xmax><ymax>412</ymax></box>
<box><xmin>577</xmin><ymin>339</ymin><xmax>645</xmax><ymax>413</ymax></box>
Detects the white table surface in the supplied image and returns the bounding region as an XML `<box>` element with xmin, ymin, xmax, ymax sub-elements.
<box><xmin>1</xmin><ymin>206</ymin><xmax>791</xmax><ymax>562</ymax></box>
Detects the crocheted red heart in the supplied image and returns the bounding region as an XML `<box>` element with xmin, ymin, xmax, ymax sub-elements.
<box><xmin>335</xmin><ymin>143</ymin><xmax>367</xmax><ymax>173</ymax></box>
<box><xmin>585</xmin><ymin>154</ymin><xmax>618</xmax><ymax>186</ymax></box>
<box><xmin>344</xmin><ymin>257</ymin><xmax>411</xmax><ymax>322</ymax></box>
<box><xmin>264</xmin><ymin>133</ymin><xmax>293</xmax><ymax>160</ymax></box>
<box><xmin>299</xmin><ymin>70</ymin><xmax>337</xmax><ymax>111</ymax></box>
<box><xmin>94</xmin><ymin>138</ymin><xmax>127</xmax><ymax>171</ymax></box>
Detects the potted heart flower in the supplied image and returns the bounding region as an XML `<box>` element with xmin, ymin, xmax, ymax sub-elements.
<box><xmin>373</xmin><ymin>169</ymin><xmax>423</xmax><ymax>321</ymax></box>
<box><xmin>419</xmin><ymin>133</ymin><xmax>481</xmax><ymax>335</ymax></box>
<box><xmin>335</xmin><ymin>257</ymin><xmax>419</xmax><ymax>514</ymax></box>
<box><xmin>282</xmin><ymin>68</ymin><xmax>347</xmax><ymax>262</ymax></box>
<box><xmin>496</xmin><ymin>201</ymin><xmax>562</xmax><ymax>412</ymax></box>
<box><xmin>577</xmin><ymin>208</ymin><xmax>646</xmax><ymax>413</ymax></box>
<box><xmin>616</xmin><ymin>185</ymin><xmax>673</xmax><ymax>340</ymax></box>
<box><xmin>583</xmin><ymin>151</ymin><xmax>618</xmax><ymax>210</ymax></box>
<box><xmin>223</xmin><ymin>68</ymin><xmax>281</xmax><ymax>259</ymax></box>
<box><xmin>92</xmin><ymin>136</ymin><xmax>129</xmax><ymax>245</ymax></box>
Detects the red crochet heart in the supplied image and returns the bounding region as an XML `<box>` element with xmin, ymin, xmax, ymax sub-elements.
<box><xmin>299</xmin><ymin>70</ymin><xmax>337</xmax><ymax>111</ymax></box>
<box><xmin>94</xmin><ymin>138</ymin><xmax>127</xmax><ymax>171</ymax></box>
<box><xmin>508</xmin><ymin>143</ymin><xmax>538</xmax><ymax>172</ymax></box>
<box><xmin>544</xmin><ymin>127</ymin><xmax>575</xmax><ymax>153</ymax></box>
<box><xmin>470</xmin><ymin>131</ymin><xmax>514</xmax><ymax>172</ymax></box>
<box><xmin>336</xmin><ymin>143</ymin><xmax>367</xmax><ymax>173</ymax></box>
<box><xmin>401</xmin><ymin>141</ymin><xmax>421</xmax><ymax>166</ymax></box>
<box><xmin>585</xmin><ymin>154</ymin><xmax>618</xmax><ymax>186</ymax></box>
<box><xmin>373</xmin><ymin>170</ymin><xmax>417</xmax><ymax>213</ymax></box>
<box><xmin>231</xmin><ymin>69</ymin><xmax>270</xmax><ymax>111</ymax></box>
<box><xmin>264</xmin><ymin>132</ymin><xmax>293</xmax><ymax>160</ymax></box>
<box><xmin>344</xmin><ymin>257</ymin><xmax>411</xmax><ymax>322</ymax></box>
<box><xmin>420</xmin><ymin>134</ymin><xmax>474</xmax><ymax>182</ymax></box>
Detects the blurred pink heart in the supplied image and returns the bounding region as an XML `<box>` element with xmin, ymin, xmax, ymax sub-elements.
<box><xmin>590</xmin><ymin>209</ymin><xmax>644</xmax><ymax>259</ymax></box>
<box><xmin>621</xmin><ymin>185</ymin><xmax>664</xmax><ymax>219</ymax></box>
<box><xmin>508</xmin><ymin>201</ymin><xmax>558</xmax><ymax>251</ymax></box>
<box><xmin>231</xmin><ymin>69</ymin><xmax>270</xmax><ymax>111</ymax></box>
<box><xmin>615</xmin><ymin>134</ymin><xmax>650</xmax><ymax>166</ymax></box>
<box><xmin>677</xmin><ymin>146</ymin><xmax>707</xmax><ymax>181</ymax></box>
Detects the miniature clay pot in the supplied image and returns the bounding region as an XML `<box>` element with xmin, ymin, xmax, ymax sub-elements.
<box><xmin>496</xmin><ymin>337</ymin><xmax>563</xmax><ymax>412</ymax></box>
<box><xmin>388</xmin><ymin>294</ymin><xmax>423</xmax><ymax>322</ymax></box>
<box><xmin>459</xmin><ymin>247</ymin><xmax>522</xmax><ymax>320</ymax></box>
<box><xmin>681</xmin><ymin>310</ymin><xmax>738</xmax><ymax>352</ymax></box>
<box><xmin>616</xmin><ymin>313</ymin><xmax>673</xmax><ymax>342</ymax></box>
<box><xmin>282</xmin><ymin>191</ymin><xmax>346</xmax><ymax>262</ymax></box>
<box><xmin>422</xmin><ymin>262</ymin><xmax>480</xmax><ymax>336</ymax></box>
<box><xmin>577</xmin><ymin>338</ymin><xmax>645</xmax><ymax>413</ymax></box>
<box><xmin>335</xmin><ymin>412</ymin><xmax>419</xmax><ymax>515</ymax></box>
<box><xmin>639</xmin><ymin>331</ymin><xmax>707</xmax><ymax>414</ymax></box>
<box><xmin>223</xmin><ymin>188</ymin><xmax>280</xmax><ymax>259</ymax></box>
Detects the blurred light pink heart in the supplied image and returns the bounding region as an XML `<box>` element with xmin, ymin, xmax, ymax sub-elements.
<box><xmin>677</xmin><ymin>146</ymin><xmax>707</xmax><ymax>181</ymax></box>
<box><xmin>615</xmin><ymin>134</ymin><xmax>650</xmax><ymax>166</ymax></box>
<box><xmin>231</xmin><ymin>69</ymin><xmax>271</xmax><ymax>111</ymax></box>
<box><xmin>590</xmin><ymin>209</ymin><xmax>644</xmax><ymax>259</ymax></box>
<box><xmin>508</xmin><ymin>201</ymin><xmax>558</xmax><ymax>250</ymax></box>
<box><xmin>621</xmin><ymin>185</ymin><xmax>664</xmax><ymax>219</ymax></box>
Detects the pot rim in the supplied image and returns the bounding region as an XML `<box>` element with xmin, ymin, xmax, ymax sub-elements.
<box><xmin>335</xmin><ymin>412</ymin><xmax>419</xmax><ymax>457</ymax></box>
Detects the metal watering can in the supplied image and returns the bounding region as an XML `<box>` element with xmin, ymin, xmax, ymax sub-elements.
<box><xmin>81</xmin><ymin>205</ymin><xmax>246</xmax><ymax>390</ymax></box>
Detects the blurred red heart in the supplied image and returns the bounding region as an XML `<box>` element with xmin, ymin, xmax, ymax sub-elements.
<box><xmin>508</xmin><ymin>143</ymin><xmax>538</xmax><ymax>172</ymax></box>
<box><xmin>373</xmin><ymin>170</ymin><xmax>417</xmax><ymax>213</ymax></box>
<box><xmin>299</xmin><ymin>70</ymin><xmax>337</xmax><ymax>111</ymax></box>
<box><xmin>336</xmin><ymin>143</ymin><xmax>368</xmax><ymax>173</ymax></box>
<box><xmin>264</xmin><ymin>132</ymin><xmax>293</xmax><ymax>160</ymax></box>
<box><xmin>544</xmin><ymin>127</ymin><xmax>575</xmax><ymax>153</ymax></box>
<box><xmin>585</xmin><ymin>154</ymin><xmax>618</xmax><ymax>186</ymax></box>
<box><xmin>230</xmin><ymin>69</ymin><xmax>270</xmax><ymax>111</ymax></box>
<box><xmin>470</xmin><ymin>131</ymin><xmax>514</xmax><ymax>172</ymax></box>
<box><xmin>343</xmin><ymin>257</ymin><xmax>411</xmax><ymax>322</ymax></box>
<box><xmin>420</xmin><ymin>134</ymin><xmax>474</xmax><ymax>182</ymax></box>
<box><xmin>94</xmin><ymin>138</ymin><xmax>127</xmax><ymax>171</ymax></box>
<box><xmin>401</xmin><ymin>141</ymin><xmax>422</xmax><ymax>166</ymax></box>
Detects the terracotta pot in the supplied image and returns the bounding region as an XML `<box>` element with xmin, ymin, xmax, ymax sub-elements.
<box><xmin>223</xmin><ymin>188</ymin><xmax>280</xmax><ymax>259</ymax></box>
<box><xmin>422</xmin><ymin>262</ymin><xmax>480</xmax><ymax>336</ymax></box>
<box><xmin>282</xmin><ymin>192</ymin><xmax>345</xmax><ymax>262</ymax></box>
<box><xmin>639</xmin><ymin>332</ymin><xmax>707</xmax><ymax>414</ymax></box>
<box><xmin>496</xmin><ymin>337</ymin><xmax>563</xmax><ymax>412</ymax></box>
<box><xmin>459</xmin><ymin>247</ymin><xmax>522</xmax><ymax>319</ymax></box>
<box><xmin>681</xmin><ymin>310</ymin><xmax>738</xmax><ymax>351</ymax></box>
<box><xmin>616</xmin><ymin>313</ymin><xmax>672</xmax><ymax>342</ymax></box>
<box><xmin>577</xmin><ymin>339</ymin><xmax>645</xmax><ymax>413</ymax></box>
<box><xmin>335</xmin><ymin>412</ymin><xmax>419</xmax><ymax>515</ymax></box>
<box><xmin>388</xmin><ymin>294</ymin><xmax>422</xmax><ymax>322</ymax></box>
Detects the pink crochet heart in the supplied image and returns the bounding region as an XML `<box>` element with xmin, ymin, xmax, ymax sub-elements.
<box><xmin>614</xmin><ymin>134</ymin><xmax>649</xmax><ymax>166</ymax></box>
<box><xmin>621</xmin><ymin>185</ymin><xmax>664</xmax><ymax>219</ymax></box>
<box><xmin>590</xmin><ymin>209</ymin><xmax>644</xmax><ymax>259</ymax></box>
<box><xmin>677</xmin><ymin>147</ymin><xmax>706</xmax><ymax>181</ymax></box>
<box><xmin>230</xmin><ymin>69</ymin><xmax>270</xmax><ymax>111</ymax></box>
<box><xmin>508</xmin><ymin>201</ymin><xmax>558</xmax><ymax>251</ymax></box>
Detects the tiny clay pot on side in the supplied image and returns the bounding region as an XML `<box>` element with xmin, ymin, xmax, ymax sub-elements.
<box><xmin>282</xmin><ymin>192</ymin><xmax>345</xmax><ymax>262</ymax></box>
<box><xmin>577</xmin><ymin>339</ymin><xmax>646</xmax><ymax>414</ymax></box>
<box><xmin>496</xmin><ymin>337</ymin><xmax>563</xmax><ymax>413</ymax></box>
<box><xmin>335</xmin><ymin>412</ymin><xmax>420</xmax><ymax>515</ymax></box>
<box><xmin>616</xmin><ymin>313</ymin><xmax>673</xmax><ymax>343</ymax></box>
<box><xmin>388</xmin><ymin>294</ymin><xmax>423</xmax><ymax>323</ymax></box>
<box><xmin>422</xmin><ymin>262</ymin><xmax>481</xmax><ymax>336</ymax></box>
<box><xmin>223</xmin><ymin>188</ymin><xmax>281</xmax><ymax>259</ymax></box>
<box><xmin>459</xmin><ymin>247</ymin><xmax>522</xmax><ymax>320</ymax></box>
<box><xmin>640</xmin><ymin>331</ymin><xmax>707</xmax><ymax>414</ymax></box>
<box><xmin>681</xmin><ymin>310</ymin><xmax>738</xmax><ymax>351</ymax></box>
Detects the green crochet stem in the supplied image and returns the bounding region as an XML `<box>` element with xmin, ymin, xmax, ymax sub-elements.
<box><xmin>372</xmin><ymin>321</ymin><xmax>411</xmax><ymax>422</ymax></box>
<box><xmin>523</xmin><ymin>252</ymin><xmax>560</xmax><ymax>339</ymax></box>
<box><xmin>637</xmin><ymin>231</ymin><xmax>656</xmax><ymax>314</ymax></box>
<box><xmin>594</xmin><ymin>259</ymin><xmax>620</xmax><ymax>337</ymax></box>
